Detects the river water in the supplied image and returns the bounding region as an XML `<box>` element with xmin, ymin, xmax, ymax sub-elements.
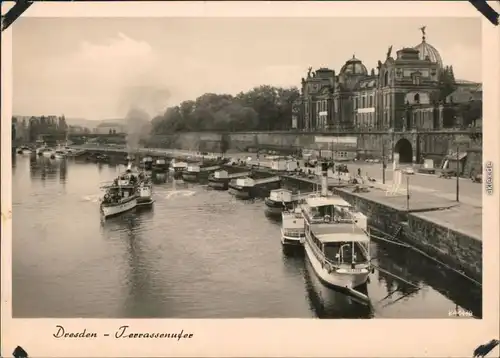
<box><xmin>12</xmin><ymin>155</ymin><xmax>481</xmax><ymax>318</ymax></box>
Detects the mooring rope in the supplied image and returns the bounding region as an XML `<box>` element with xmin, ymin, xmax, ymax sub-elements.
<box><xmin>368</xmin><ymin>226</ymin><xmax>482</xmax><ymax>287</ymax></box>
<box><xmin>369</xmin><ymin>233</ymin><xmax>411</xmax><ymax>248</ymax></box>
<box><xmin>370</xmin><ymin>264</ymin><xmax>421</xmax><ymax>289</ymax></box>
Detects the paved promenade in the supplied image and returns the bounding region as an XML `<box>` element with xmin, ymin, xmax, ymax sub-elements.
<box><xmin>337</xmin><ymin>185</ymin><xmax>482</xmax><ymax>241</ymax></box>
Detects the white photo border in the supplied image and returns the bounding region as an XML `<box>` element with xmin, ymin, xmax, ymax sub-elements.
<box><xmin>1</xmin><ymin>1</ymin><xmax>499</xmax><ymax>357</ymax></box>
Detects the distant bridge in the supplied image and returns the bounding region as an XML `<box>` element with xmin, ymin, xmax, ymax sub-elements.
<box><xmin>70</xmin><ymin>145</ymin><xmax>221</xmax><ymax>161</ymax></box>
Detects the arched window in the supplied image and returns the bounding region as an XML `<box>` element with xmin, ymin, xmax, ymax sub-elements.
<box><xmin>414</xmin><ymin>93</ymin><xmax>420</xmax><ymax>104</ymax></box>
<box><xmin>384</xmin><ymin>72</ymin><xmax>389</xmax><ymax>87</ymax></box>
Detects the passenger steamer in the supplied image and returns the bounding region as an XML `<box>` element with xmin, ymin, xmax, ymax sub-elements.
<box><xmin>100</xmin><ymin>183</ymin><xmax>138</xmax><ymax>218</ymax></box>
<box><xmin>300</xmin><ymin>163</ymin><xmax>372</xmax><ymax>294</ymax></box>
<box><xmin>117</xmin><ymin>162</ymin><xmax>154</xmax><ymax>206</ymax></box>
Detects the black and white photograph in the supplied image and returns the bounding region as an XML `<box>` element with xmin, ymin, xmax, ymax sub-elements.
<box><xmin>2</xmin><ymin>2</ymin><xmax>499</xmax><ymax>357</ymax></box>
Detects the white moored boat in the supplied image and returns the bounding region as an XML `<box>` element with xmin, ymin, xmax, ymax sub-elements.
<box><xmin>169</xmin><ymin>159</ymin><xmax>188</xmax><ymax>179</ymax></box>
<box><xmin>137</xmin><ymin>181</ymin><xmax>154</xmax><ymax>206</ymax></box>
<box><xmin>281</xmin><ymin>207</ymin><xmax>306</xmax><ymax>247</ymax></box>
<box><xmin>37</xmin><ymin>147</ymin><xmax>55</xmax><ymax>158</ymax></box>
<box><xmin>18</xmin><ymin>146</ymin><xmax>32</xmax><ymax>155</ymax></box>
<box><xmin>54</xmin><ymin>150</ymin><xmax>66</xmax><ymax>159</ymax></box>
<box><xmin>300</xmin><ymin>163</ymin><xmax>372</xmax><ymax>295</ymax></box>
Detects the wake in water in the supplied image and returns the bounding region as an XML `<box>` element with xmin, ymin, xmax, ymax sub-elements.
<box><xmin>81</xmin><ymin>194</ymin><xmax>101</xmax><ymax>203</ymax></box>
<box><xmin>164</xmin><ymin>190</ymin><xmax>196</xmax><ymax>200</ymax></box>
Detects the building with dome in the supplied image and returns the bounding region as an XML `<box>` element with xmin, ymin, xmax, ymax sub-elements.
<box><xmin>292</xmin><ymin>28</ymin><xmax>478</xmax><ymax>133</ymax></box>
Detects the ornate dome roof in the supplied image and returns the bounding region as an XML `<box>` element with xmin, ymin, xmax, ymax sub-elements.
<box><xmin>413</xmin><ymin>31</ymin><xmax>443</xmax><ymax>68</ymax></box>
<box><xmin>340</xmin><ymin>55</ymin><xmax>368</xmax><ymax>76</ymax></box>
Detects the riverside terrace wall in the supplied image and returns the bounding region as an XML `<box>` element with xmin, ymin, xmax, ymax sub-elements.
<box><xmin>332</xmin><ymin>187</ymin><xmax>482</xmax><ymax>283</ymax></box>
<box><xmin>145</xmin><ymin>130</ymin><xmax>482</xmax><ymax>163</ymax></box>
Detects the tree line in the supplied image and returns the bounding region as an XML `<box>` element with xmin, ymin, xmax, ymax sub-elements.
<box><xmin>151</xmin><ymin>85</ymin><xmax>300</xmax><ymax>134</ymax></box>
<box><xmin>13</xmin><ymin>115</ymin><xmax>68</xmax><ymax>142</ymax></box>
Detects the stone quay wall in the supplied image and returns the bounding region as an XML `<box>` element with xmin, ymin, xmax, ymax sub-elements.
<box><xmin>146</xmin><ymin>130</ymin><xmax>482</xmax><ymax>165</ymax></box>
<box><xmin>333</xmin><ymin>188</ymin><xmax>482</xmax><ymax>283</ymax></box>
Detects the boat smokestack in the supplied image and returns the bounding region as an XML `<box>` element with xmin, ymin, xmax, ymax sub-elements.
<box><xmin>320</xmin><ymin>162</ymin><xmax>328</xmax><ymax>196</ymax></box>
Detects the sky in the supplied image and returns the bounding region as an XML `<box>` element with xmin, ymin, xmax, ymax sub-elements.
<box><xmin>12</xmin><ymin>17</ymin><xmax>481</xmax><ymax>121</ymax></box>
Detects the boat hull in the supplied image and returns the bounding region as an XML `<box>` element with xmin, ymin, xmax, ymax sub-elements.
<box><xmin>137</xmin><ymin>198</ymin><xmax>155</xmax><ymax>207</ymax></box>
<box><xmin>265</xmin><ymin>198</ymin><xmax>294</xmax><ymax>216</ymax></box>
<box><xmin>280</xmin><ymin>230</ymin><xmax>305</xmax><ymax>247</ymax></box>
<box><xmin>304</xmin><ymin>239</ymin><xmax>369</xmax><ymax>290</ymax></box>
<box><xmin>228</xmin><ymin>186</ymin><xmax>252</xmax><ymax>199</ymax></box>
<box><xmin>208</xmin><ymin>179</ymin><xmax>228</xmax><ymax>190</ymax></box>
<box><xmin>182</xmin><ymin>172</ymin><xmax>199</xmax><ymax>182</ymax></box>
<box><xmin>100</xmin><ymin>197</ymin><xmax>137</xmax><ymax>218</ymax></box>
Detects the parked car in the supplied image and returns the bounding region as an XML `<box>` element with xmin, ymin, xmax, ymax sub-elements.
<box><xmin>403</xmin><ymin>167</ymin><xmax>415</xmax><ymax>175</ymax></box>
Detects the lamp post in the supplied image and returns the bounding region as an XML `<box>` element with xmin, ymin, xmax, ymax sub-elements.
<box><xmin>382</xmin><ymin>139</ymin><xmax>386</xmax><ymax>184</ymax></box>
<box><xmin>454</xmin><ymin>138</ymin><xmax>469</xmax><ymax>202</ymax></box>
<box><xmin>406</xmin><ymin>175</ymin><xmax>410</xmax><ymax>212</ymax></box>
<box><xmin>456</xmin><ymin>146</ymin><xmax>460</xmax><ymax>202</ymax></box>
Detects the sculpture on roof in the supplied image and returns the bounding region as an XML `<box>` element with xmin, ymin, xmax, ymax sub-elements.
<box><xmin>307</xmin><ymin>67</ymin><xmax>312</xmax><ymax>78</ymax></box>
<box><xmin>386</xmin><ymin>45</ymin><xmax>393</xmax><ymax>59</ymax></box>
<box><xmin>420</xmin><ymin>25</ymin><xmax>426</xmax><ymax>39</ymax></box>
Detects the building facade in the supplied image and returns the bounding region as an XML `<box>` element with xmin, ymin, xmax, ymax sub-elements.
<box><xmin>294</xmin><ymin>29</ymin><xmax>480</xmax><ymax>132</ymax></box>
<box><xmin>94</xmin><ymin>121</ymin><xmax>127</xmax><ymax>134</ymax></box>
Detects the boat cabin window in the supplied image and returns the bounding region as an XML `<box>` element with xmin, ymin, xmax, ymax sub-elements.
<box><xmin>310</xmin><ymin>204</ymin><xmax>353</xmax><ymax>223</ymax></box>
<box><xmin>323</xmin><ymin>241</ymin><xmax>367</xmax><ymax>264</ymax></box>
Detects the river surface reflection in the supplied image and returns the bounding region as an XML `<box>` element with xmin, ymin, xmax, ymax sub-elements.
<box><xmin>12</xmin><ymin>155</ymin><xmax>481</xmax><ymax>318</ymax></box>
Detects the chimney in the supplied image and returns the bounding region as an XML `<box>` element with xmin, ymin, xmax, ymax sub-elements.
<box><xmin>320</xmin><ymin>161</ymin><xmax>328</xmax><ymax>196</ymax></box>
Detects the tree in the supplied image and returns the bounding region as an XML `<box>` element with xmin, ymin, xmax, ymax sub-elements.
<box><xmin>459</xmin><ymin>100</ymin><xmax>482</xmax><ymax>127</ymax></box>
<box><xmin>150</xmin><ymin>85</ymin><xmax>300</xmax><ymax>134</ymax></box>
<box><xmin>220</xmin><ymin>133</ymin><xmax>230</xmax><ymax>155</ymax></box>
<box><xmin>438</xmin><ymin>66</ymin><xmax>457</xmax><ymax>102</ymax></box>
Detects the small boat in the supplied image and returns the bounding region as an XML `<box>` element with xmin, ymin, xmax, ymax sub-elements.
<box><xmin>54</xmin><ymin>150</ymin><xmax>66</xmax><ymax>159</ymax></box>
<box><xmin>137</xmin><ymin>181</ymin><xmax>154</xmax><ymax>206</ymax></box>
<box><xmin>208</xmin><ymin>170</ymin><xmax>230</xmax><ymax>190</ymax></box>
<box><xmin>96</xmin><ymin>154</ymin><xmax>110</xmax><ymax>163</ymax></box>
<box><xmin>36</xmin><ymin>147</ymin><xmax>55</xmax><ymax>157</ymax></box>
<box><xmin>281</xmin><ymin>207</ymin><xmax>306</xmax><ymax>247</ymax></box>
<box><xmin>17</xmin><ymin>146</ymin><xmax>32</xmax><ymax>155</ymax></box>
<box><xmin>182</xmin><ymin>164</ymin><xmax>201</xmax><ymax>182</ymax></box>
<box><xmin>169</xmin><ymin>159</ymin><xmax>188</xmax><ymax>179</ymax></box>
<box><xmin>152</xmin><ymin>158</ymin><xmax>169</xmax><ymax>173</ymax></box>
<box><xmin>228</xmin><ymin>177</ymin><xmax>255</xmax><ymax>199</ymax></box>
<box><xmin>300</xmin><ymin>162</ymin><xmax>372</xmax><ymax>293</ymax></box>
<box><xmin>142</xmin><ymin>156</ymin><xmax>154</xmax><ymax>171</ymax></box>
<box><xmin>265</xmin><ymin>188</ymin><xmax>295</xmax><ymax>217</ymax></box>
